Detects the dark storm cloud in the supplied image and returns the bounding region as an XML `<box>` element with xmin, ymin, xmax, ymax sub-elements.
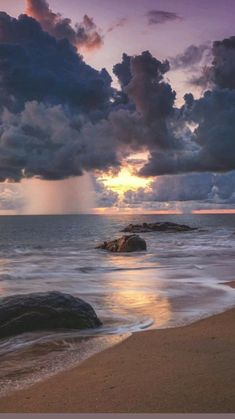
<box><xmin>212</xmin><ymin>36</ymin><xmax>235</xmax><ymax>89</ymax></box>
<box><xmin>146</xmin><ymin>10</ymin><xmax>182</xmax><ymax>26</ymax></box>
<box><xmin>0</xmin><ymin>12</ymin><xmax>112</xmax><ymax>111</ymax></box>
<box><xmin>140</xmin><ymin>98</ymin><xmax>235</xmax><ymax>177</ymax></box>
<box><xmin>139</xmin><ymin>36</ymin><xmax>235</xmax><ymax>177</ymax></box>
<box><xmin>112</xmin><ymin>53</ymin><xmax>133</xmax><ymax>106</ymax></box>
<box><xmin>140</xmin><ymin>88</ymin><xmax>235</xmax><ymax>176</ymax></box>
<box><xmin>125</xmin><ymin>51</ymin><xmax>174</xmax><ymax>123</ymax></box>
<box><xmin>0</xmin><ymin>11</ymin><xmax>121</xmax><ymax>181</ymax></box>
<box><xmin>25</xmin><ymin>0</ymin><xmax>103</xmax><ymax>51</ymax></box>
<box><xmin>0</xmin><ymin>4</ymin><xmax>235</xmax><ymax>189</ymax></box>
<box><xmin>0</xmin><ymin>22</ymin><xmax>163</xmax><ymax>181</ymax></box>
<box><xmin>173</xmin><ymin>89</ymin><xmax>233</xmax><ymax>174</ymax></box>
<box><xmin>112</xmin><ymin>51</ymin><xmax>177</xmax><ymax>151</ymax></box>
<box><xmin>0</xmin><ymin>102</ymin><xmax>121</xmax><ymax>182</ymax></box>
<box><xmin>113</xmin><ymin>53</ymin><xmax>132</xmax><ymax>88</ymax></box>
<box><xmin>121</xmin><ymin>51</ymin><xmax>178</xmax><ymax>151</ymax></box>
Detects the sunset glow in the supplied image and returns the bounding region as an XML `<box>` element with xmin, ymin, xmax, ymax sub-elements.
<box><xmin>0</xmin><ymin>0</ymin><xmax>234</xmax><ymax>215</ymax></box>
<box><xmin>192</xmin><ymin>209</ymin><xmax>235</xmax><ymax>214</ymax></box>
<box><xmin>98</xmin><ymin>167</ymin><xmax>152</xmax><ymax>197</ymax></box>
<box><xmin>0</xmin><ymin>2</ymin><xmax>235</xmax><ymax>414</ymax></box>
<box><xmin>93</xmin><ymin>207</ymin><xmax>183</xmax><ymax>215</ymax></box>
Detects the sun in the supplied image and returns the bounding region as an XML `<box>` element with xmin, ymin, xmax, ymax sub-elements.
<box><xmin>98</xmin><ymin>167</ymin><xmax>152</xmax><ymax>197</ymax></box>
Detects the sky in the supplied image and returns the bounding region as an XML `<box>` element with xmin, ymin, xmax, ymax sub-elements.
<box><xmin>0</xmin><ymin>0</ymin><xmax>234</xmax><ymax>214</ymax></box>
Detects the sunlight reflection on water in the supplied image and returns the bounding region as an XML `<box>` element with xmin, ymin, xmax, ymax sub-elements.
<box><xmin>0</xmin><ymin>214</ymin><xmax>235</xmax><ymax>394</ymax></box>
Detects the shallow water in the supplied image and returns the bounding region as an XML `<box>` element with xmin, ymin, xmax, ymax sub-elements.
<box><xmin>0</xmin><ymin>214</ymin><xmax>234</xmax><ymax>395</ymax></box>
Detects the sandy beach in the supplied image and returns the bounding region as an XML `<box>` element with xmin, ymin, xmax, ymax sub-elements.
<box><xmin>0</xmin><ymin>282</ymin><xmax>234</xmax><ymax>413</ymax></box>
<box><xmin>0</xmin><ymin>0</ymin><xmax>235</xmax><ymax>412</ymax></box>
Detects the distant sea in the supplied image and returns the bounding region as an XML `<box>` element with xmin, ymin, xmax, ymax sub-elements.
<box><xmin>0</xmin><ymin>214</ymin><xmax>234</xmax><ymax>395</ymax></box>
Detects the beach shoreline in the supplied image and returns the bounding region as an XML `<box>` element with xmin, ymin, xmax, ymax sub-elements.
<box><xmin>0</xmin><ymin>282</ymin><xmax>234</xmax><ymax>414</ymax></box>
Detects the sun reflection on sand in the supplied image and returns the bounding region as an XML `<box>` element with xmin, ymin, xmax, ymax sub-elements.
<box><xmin>103</xmin><ymin>254</ymin><xmax>172</xmax><ymax>328</ymax></box>
<box><xmin>111</xmin><ymin>286</ymin><xmax>172</xmax><ymax>328</ymax></box>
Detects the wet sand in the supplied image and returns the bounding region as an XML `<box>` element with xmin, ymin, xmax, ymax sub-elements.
<box><xmin>0</xmin><ymin>288</ymin><xmax>235</xmax><ymax>414</ymax></box>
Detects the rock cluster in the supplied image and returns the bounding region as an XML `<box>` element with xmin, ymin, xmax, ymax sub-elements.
<box><xmin>121</xmin><ymin>222</ymin><xmax>197</xmax><ymax>233</ymax></box>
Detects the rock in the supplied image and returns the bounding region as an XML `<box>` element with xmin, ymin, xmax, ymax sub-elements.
<box><xmin>0</xmin><ymin>292</ymin><xmax>102</xmax><ymax>339</ymax></box>
<box><xmin>96</xmin><ymin>235</ymin><xmax>147</xmax><ymax>253</ymax></box>
<box><xmin>121</xmin><ymin>222</ymin><xmax>197</xmax><ymax>233</ymax></box>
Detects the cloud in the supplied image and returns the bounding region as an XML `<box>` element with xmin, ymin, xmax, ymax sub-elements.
<box><xmin>107</xmin><ymin>17</ymin><xmax>128</xmax><ymax>33</ymax></box>
<box><xmin>25</xmin><ymin>0</ymin><xmax>103</xmax><ymax>51</ymax></box>
<box><xmin>112</xmin><ymin>51</ymin><xmax>178</xmax><ymax>152</ymax></box>
<box><xmin>93</xmin><ymin>178</ymin><xmax>119</xmax><ymax>207</ymax></box>
<box><xmin>190</xmin><ymin>36</ymin><xmax>235</xmax><ymax>90</ymax></box>
<box><xmin>170</xmin><ymin>44</ymin><xmax>213</xmax><ymax>92</ymax></box>
<box><xmin>170</xmin><ymin>44</ymin><xmax>212</xmax><ymax>70</ymax></box>
<box><xmin>113</xmin><ymin>53</ymin><xmax>132</xmax><ymax>89</ymax></box>
<box><xmin>1</xmin><ymin>37</ymin><xmax>176</xmax><ymax>181</ymax></box>
<box><xmin>141</xmin><ymin>88</ymin><xmax>235</xmax><ymax>176</ymax></box>
<box><xmin>112</xmin><ymin>53</ymin><xmax>133</xmax><ymax>106</ymax></box>
<box><xmin>0</xmin><ymin>6</ymin><xmax>235</xmax><ymax>190</ymax></box>
<box><xmin>123</xmin><ymin>171</ymin><xmax>235</xmax><ymax>206</ymax></box>
<box><xmin>0</xmin><ymin>11</ymin><xmax>117</xmax><ymax>182</ymax></box>
<box><xmin>139</xmin><ymin>36</ymin><xmax>235</xmax><ymax>177</ymax></box>
<box><xmin>0</xmin><ymin>45</ymin><xmax>178</xmax><ymax>183</ymax></box>
<box><xmin>111</xmin><ymin>51</ymin><xmax>179</xmax><ymax>155</ymax></box>
<box><xmin>0</xmin><ymin>185</ymin><xmax>24</xmax><ymax>210</ymax></box>
<box><xmin>0</xmin><ymin>12</ymin><xmax>112</xmax><ymax>112</ymax></box>
<box><xmin>146</xmin><ymin>10</ymin><xmax>182</xmax><ymax>26</ymax></box>
<box><xmin>0</xmin><ymin>101</ymin><xmax>122</xmax><ymax>182</ymax></box>
<box><xmin>189</xmin><ymin>66</ymin><xmax>213</xmax><ymax>90</ymax></box>
<box><xmin>212</xmin><ymin>36</ymin><xmax>235</xmax><ymax>89</ymax></box>
<box><xmin>125</xmin><ymin>51</ymin><xmax>174</xmax><ymax>123</ymax></box>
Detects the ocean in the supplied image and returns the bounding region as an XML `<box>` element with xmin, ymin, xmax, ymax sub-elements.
<box><xmin>0</xmin><ymin>214</ymin><xmax>234</xmax><ymax>395</ymax></box>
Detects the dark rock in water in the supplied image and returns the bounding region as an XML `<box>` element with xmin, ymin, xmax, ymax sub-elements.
<box><xmin>96</xmin><ymin>235</ymin><xmax>147</xmax><ymax>253</ymax></box>
<box><xmin>121</xmin><ymin>222</ymin><xmax>197</xmax><ymax>233</ymax></box>
<box><xmin>0</xmin><ymin>292</ymin><xmax>101</xmax><ymax>339</ymax></box>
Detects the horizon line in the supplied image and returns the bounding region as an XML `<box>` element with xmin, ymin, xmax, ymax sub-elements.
<box><xmin>0</xmin><ymin>209</ymin><xmax>235</xmax><ymax>216</ymax></box>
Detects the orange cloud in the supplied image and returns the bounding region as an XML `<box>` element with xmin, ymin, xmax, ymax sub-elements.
<box><xmin>25</xmin><ymin>0</ymin><xmax>103</xmax><ymax>51</ymax></box>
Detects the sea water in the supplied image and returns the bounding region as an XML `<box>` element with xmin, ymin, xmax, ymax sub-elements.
<box><xmin>0</xmin><ymin>214</ymin><xmax>234</xmax><ymax>394</ymax></box>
